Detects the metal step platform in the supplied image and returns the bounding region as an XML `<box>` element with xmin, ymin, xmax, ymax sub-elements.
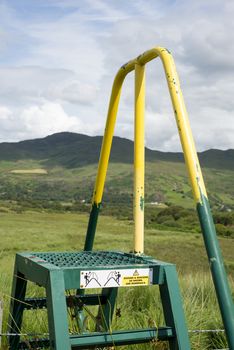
<box><xmin>8</xmin><ymin>250</ymin><xmax>190</xmax><ymax>349</ymax></box>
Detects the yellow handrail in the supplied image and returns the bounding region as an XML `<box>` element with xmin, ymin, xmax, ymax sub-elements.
<box><xmin>134</xmin><ymin>63</ymin><xmax>145</xmax><ymax>253</ymax></box>
<box><xmin>92</xmin><ymin>47</ymin><xmax>207</xmax><ymax>253</ymax></box>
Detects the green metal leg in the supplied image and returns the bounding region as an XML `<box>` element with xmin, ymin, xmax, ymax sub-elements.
<box><xmin>74</xmin><ymin>203</ymin><xmax>101</xmax><ymax>332</ymax></box>
<box><xmin>159</xmin><ymin>265</ymin><xmax>191</xmax><ymax>350</ymax></box>
<box><xmin>8</xmin><ymin>269</ymin><xmax>27</xmax><ymax>350</ymax></box>
<box><xmin>46</xmin><ymin>270</ymin><xmax>70</xmax><ymax>350</ymax></box>
<box><xmin>84</xmin><ymin>203</ymin><xmax>100</xmax><ymax>251</ymax></box>
<box><xmin>197</xmin><ymin>196</ymin><xmax>234</xmax><ymax>349</ymax></box>
<box><xmin>74</xmin><ymin>303</ymin><xmax>86</xmax><ymax>334</ymax></box>
<box><xmin>96</xmin><ymin>288</ymin><xmax>118</xmax><ymax>331</ymax></box>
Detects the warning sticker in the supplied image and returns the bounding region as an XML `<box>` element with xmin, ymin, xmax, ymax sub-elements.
<box><xmin>80</xmin><ymin>268</ymin><xmax>152</xmax><ymax>289</ymax></box>
<box><xmin>122</xmin><ymin>275</ymin><xmax>149</xmax><ymax>286</ymax></box>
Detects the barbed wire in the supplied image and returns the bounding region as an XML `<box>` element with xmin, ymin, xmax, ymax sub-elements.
<box><xmin>0</xmin><ymin>332</ymin><xmax>49</xmax><ymax>336</ymax></box>
<box><xmin>0</xmin><ymin>329</ymin><xmax>229</xmax><ymax>350</ymax></box>
<box><xmin>189</xmin><ymin>329</ymin><xmax>225</xmax><ymax>333</ymax></box>
<box><xmin>0</xmin><ymin>326</ymin><xmax>229</xmax><ymax>347</ymax></box>
<box><xmin>0</xmin><ymin>328</ymin><xmax>226</xmax><ymax>336</ymax></box>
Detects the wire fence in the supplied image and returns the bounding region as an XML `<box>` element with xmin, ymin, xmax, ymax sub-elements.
<box><xmin>189</xmin><ymin>329</ymin><xmax>225</xmax><ymax>333</ymax></box>
<box><xmin>0</xmin><ymin>293</ymin><xmax>229</xmax><ymax>349</ymax></box>
<box><xmin>0</xmin><ymin>328</ymin><xmax>226</xmax><ymax>336</ymax></box>
<box><xmin>0</xmin><ymin>329</ymin><xmax>229</xmax><ymax>350</ymax></box>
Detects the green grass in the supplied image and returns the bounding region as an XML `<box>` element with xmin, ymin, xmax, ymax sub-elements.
<box><xmin>0</xmin><ymin>159</ymin><xmax>234</xmax><ymax>211</ymax></box>
<box><xmin>0</xmin><ymin>211</ymin><xmax>233</xmax><ymax>349</ymax></box>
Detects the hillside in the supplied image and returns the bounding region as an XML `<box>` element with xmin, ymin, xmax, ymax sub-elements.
<box><xmin>0</xmin><ymin>132</ymin><xmax>233</xmax><ymax>217</ymax></box>
<box><xmin>0</xmin><ymin>132</ymin><xmax>233</xmax><ymax>170</ymax></box>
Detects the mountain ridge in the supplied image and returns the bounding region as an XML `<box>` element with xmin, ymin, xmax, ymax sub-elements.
<box><xmin>0</xmin><ymin>131</ymin><xmax>233</xmax><ymax>170</ymax></box>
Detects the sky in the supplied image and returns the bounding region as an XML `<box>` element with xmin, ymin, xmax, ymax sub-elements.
<box><xmin>0</xmin><ymin>0</ymin><xmax>233</xmax><ymax>151</ymax></box>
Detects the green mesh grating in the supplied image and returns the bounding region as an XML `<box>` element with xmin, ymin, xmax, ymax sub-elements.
<box><xmin>31</xmin><ymin>251</ymin><xmax>153</xmax><ymax>268</ymax></box>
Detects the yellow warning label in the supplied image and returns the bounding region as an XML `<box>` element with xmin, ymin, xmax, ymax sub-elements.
<box><xmin>122</xmin><ymin>276</ymin><xmax>149</xmax><ymax>286</ymax></box>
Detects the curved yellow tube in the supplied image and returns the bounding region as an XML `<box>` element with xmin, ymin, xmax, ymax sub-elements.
<box><xmin>93</xmin><ymin>47</ymin><xmax>206</xmax><ymax>209</ymax></box>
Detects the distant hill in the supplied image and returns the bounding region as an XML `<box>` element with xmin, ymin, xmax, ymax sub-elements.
<box><xmin>0</xmin><ymin>132</ymin><xmax>233</xmax><ymax>170</ymax></box>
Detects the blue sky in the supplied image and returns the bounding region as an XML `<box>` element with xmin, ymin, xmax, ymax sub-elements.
<box><xmin>0</xmin><ymin>0</ymin><xmax>233</xmax><ymax>151</ymax></box>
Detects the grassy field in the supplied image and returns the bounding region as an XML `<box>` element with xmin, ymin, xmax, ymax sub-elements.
<box><xmin>10</xmin><ymin>169</ymin><xmax>48</xmax><ymax>175</ymax></box>
<box><xmin>0</xmin><ymin>159</ymin><xmax>233</xmax><ymax>211</ymax></box>
<box><xmin>0</xmin><ymin>210</ymin><xmax>233</xmax><ymax>349</ymax></box>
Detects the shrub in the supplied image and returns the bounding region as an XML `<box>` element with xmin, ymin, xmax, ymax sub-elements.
<box><xmin>215</xmin><ymin>223</ymin><xmax>233</xmax><ymax>237</ymax></box>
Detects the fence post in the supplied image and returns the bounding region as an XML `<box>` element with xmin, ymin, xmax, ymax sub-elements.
<box><xmin>0</xmin><ymin>300</ymin><xmax>3</xmax><ymax>347</ymax></box>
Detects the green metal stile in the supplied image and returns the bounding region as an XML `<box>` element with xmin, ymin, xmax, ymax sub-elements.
<box><xmin>8</xmin><ymin>46</ymin><xmax>234</xmax><ymax>350</ymax></box>
<box><xmin>8</xmin><ymin>251</ymin><xmax>190</xmax><ymax>349</ymax></box>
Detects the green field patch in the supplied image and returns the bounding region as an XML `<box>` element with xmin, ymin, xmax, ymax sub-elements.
<box><xmin>10</xmin><ymin>168</ymin><xmax>48</xmax><ymax>175</ymax></box>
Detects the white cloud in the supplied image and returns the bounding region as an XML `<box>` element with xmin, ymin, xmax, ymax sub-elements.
<box><xmin>0</xmin><ymin>106</ymin><xmax>12</xmax><ymax>120</ymax></box>
<box><xmin>20</xmin><ymin>102</ymin><xmax>78</xmax><ymax>136</ymax></box>
<box><xmin>0</xmin><ymin>101</ymin><xmax>104</xmax><ymax>142</ymax></box>
<box><xmin>47</xmin><ymin>80</ymin><xmax>98</xmax><ymax>105</ymax></box>
<box><xmin>0</xmin><ymin>0</ymin><xmax>233</xmax><ymax>151</ymax></box>
<box><xmin>145</xmin><ymin>110</ymin><xmax>181</xmax><ymax>152</ymax></box>
<box><xmin>23</xmin><ymin>15</ymin><xmax>105</xmax><ymax>84</ymax></box>
<box><xmin>0</xmin><ymin>66</ymin><xmax>98</xmax><ymax>107</ymax></box>
<box><xmin>0</xmin><ymin>105</ymin><xmax>25</xmax><ymax>142</ymax></box>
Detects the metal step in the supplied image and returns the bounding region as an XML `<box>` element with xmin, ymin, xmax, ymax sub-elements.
<box><xmin>70</xmin><ymin>327</ymin><xmax>174</xmax><ymax>347</ymax></box>
<box><xmin>23</xmin><ymin>294</ymin><xmax>108</xmax><ymax>310</ymax></box>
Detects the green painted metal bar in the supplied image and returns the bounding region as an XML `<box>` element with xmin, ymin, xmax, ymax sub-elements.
<box><xmin>79</xmin><ymin>203</ymin><xmax>100</xmax><ymax>332</ymax></box>
<box><xmin>96</xmin><ymin>287</ymin><xmax>118</xmax><ymax>331</ymax></box>
<box><xmin>197</xmin><ymin>195</ymin><xmax>234</xmax><ymax>349</ymax></box>
<box><xmin>23</xmin><ymin>294</ymin><xmax>108</xmax><ymax>310</ymax></box>
<box><xmin>18</xmin><ymin>327</ymin><xmax>174</xmax><ymax>349</ymax></box>
<box><xmin>23</xmin><ymin>297</ymin><xmax>47</xmax><ymax>310</ymax></box>
<box><xmin>46</xmin><ymin>270</ymin><xmax>70</xmax><ymax>350</ymax></box>
<box><xmin>67</xmin><ymin>294</ymin><xmax>107</xmax><ymax>307</ymax></box>
<box><xmin>8</xmin><ymin>270</ymin><xmax>27</xmax><ymax>350</ymax></box>
<box><xmin>159</xmin><ymin>265</ymin><xmax>191</xmax><ymax>350</ymax></box>
<box><xmin>70</xmin><ymin>327</ymin><xmax>174</xmax><ymax>348</ymax></box>
<box><xmin>84</xmin><ymin>203</ymin><xmax>100</xmax><ymax>251</ymax></box>
<box><xmin>19</xmin><ymin>339</ymin><xmax>50</xmax><ymax>349</ymax></box>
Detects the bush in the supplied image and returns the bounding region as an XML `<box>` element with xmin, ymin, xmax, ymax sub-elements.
<box><xmin>150</xmin><ymin>205</ymin><xmax>199</xmax><ymax>231</ymax></box>
<box><xmin>215</xmin><ymin>223</ymin><xmax>233</xmax><ymax>237</ymax></box>
<box><xmin>213</xmin><ymin>212</ymin><xmax>233</xmax><ymax>226</ymax></box>
<box><xmin>157</xmin><ymin>205</ymin><xmax>184</xmax><ymax>221</ymax></box>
